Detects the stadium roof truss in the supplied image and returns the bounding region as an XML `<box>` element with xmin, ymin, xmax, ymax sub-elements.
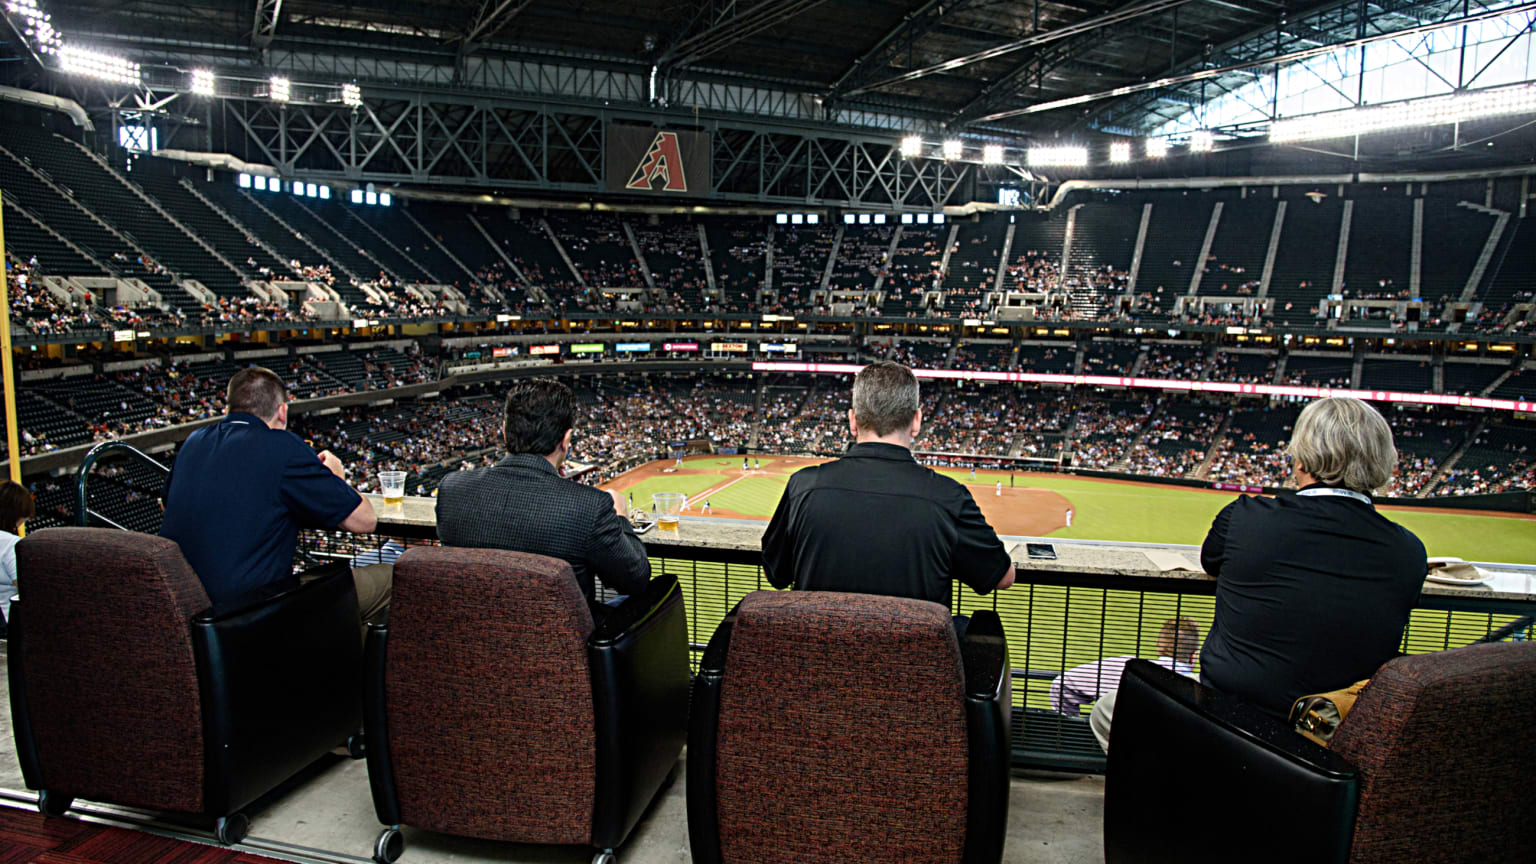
<box><xmin>1074</xmin><ymin>0</ymin><xmax>1536</xmax><ymax>137</ymax></box>
<box><xmin>205</xmin><ymin>91</ymin><xmax>983</xmax><ymax>208</ymax></box>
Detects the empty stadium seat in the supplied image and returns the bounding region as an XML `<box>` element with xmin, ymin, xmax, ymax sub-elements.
<box><xmin>363</xmin><ymin>547</ymin><xmax>689</xmax><ymax>864</ymax></box>
<box><xmin>1104</xmin><ymin>643</ymin><xmax>1536</xmax><ymax>864</ymax></box>
<box><xmin>687</xmin><ymin>591</ymin><xmax>1011</xmax><ymax>864</ymax></box>
<box><xmin>8</xmin><ymin>527</ymin><xmax>364</xmax><ymax>844</ymax></box>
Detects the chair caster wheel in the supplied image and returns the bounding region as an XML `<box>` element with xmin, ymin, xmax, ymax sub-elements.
<box><xmin>591</xmin><ymin>851</ymin><xmax>615</xmax><ymax>864</ymax></box>
<box><xmin>347</xmin><ymin>732</ymin><xmax>367</xmax><ymax>759</ymax></box>
<box><xmin>215</xmin><ymin>813</ymin><xmax>249</xmax><ymax>845</ymax></box>
<box><xmin>37</xmin><ymin>790</ymin><xmax>72</xmax><ymax>817</ymax></box>
<box><xmin>374</xmin><ymin>826</ymin><xmax>404</xmax><ymax>864</ymax></box>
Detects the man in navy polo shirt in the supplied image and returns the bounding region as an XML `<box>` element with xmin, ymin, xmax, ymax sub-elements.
<box><xmin>161</xmin><ymin>367</ymin><xmax>389</xmax><ymax>618</ymax></box>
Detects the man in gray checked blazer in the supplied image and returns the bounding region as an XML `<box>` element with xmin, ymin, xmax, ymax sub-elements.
<box><xmin>436</xmin><ymin>378</ymin><xmax>651</xmax><ymax>602</ymax></box>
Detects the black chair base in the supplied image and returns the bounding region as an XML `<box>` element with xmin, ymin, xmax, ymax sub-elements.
<box><xmin>37</xmin><ymin>790</ymin><xmax>72</xmax><ymax>817</ymax></box>
<box><xmin>374</xmin><ymin>826</ymin><xmax>404</xmax><ymax>864</ymax></box>
<box><xmin>214</xmin><ymin>813</ymin><xmax>250</xmax><ymax>845</ymax></box>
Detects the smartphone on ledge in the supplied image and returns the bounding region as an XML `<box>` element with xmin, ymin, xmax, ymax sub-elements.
<box><xmin>1025</xmin><ymin>542</ymin><xmax>1057</xmax><ymax>560</ymax></box>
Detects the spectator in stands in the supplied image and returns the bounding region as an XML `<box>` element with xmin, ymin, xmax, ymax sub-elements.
<box><xmin>0</xmin><ymin>480</ymin><xmax>36</xmax><ymax>628</ymax></box>
<box><xmin>1092</xmin><ymin>396</ymin><xmax>1425</xmax><ymax>753</ymax></box>
<box><xmin>160</xmin><ymin>368</ymin><xmax>390</xmax><ymax>620</ymax></box>
<box><xmin>1052</xmin><ymin>616</ymin><xmax>1200</xmax><ymax>723</ymax></box>
<box><xmin>761</xmin><ymin>361</ymin><xmax>1015</xmax><ymax>618</ymax></box>
<box><xmin>435</xmin><ymin>378</ymin><xmax>650</xmax><ymax>604</ymax></box>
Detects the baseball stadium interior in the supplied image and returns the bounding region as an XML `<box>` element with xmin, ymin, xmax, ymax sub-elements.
<box><xmin>0</xmin><ymin>1</ymin><xmax>1534</xmax><ymax>863</ymax></box>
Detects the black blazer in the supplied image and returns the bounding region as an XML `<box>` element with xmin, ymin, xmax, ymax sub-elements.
<box><xmin>435</xmin><ymin>453</ymin><xmax>652</xmax><ymax>600</ymax></box>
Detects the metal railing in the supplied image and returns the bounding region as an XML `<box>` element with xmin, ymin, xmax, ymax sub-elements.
<box><xmin>299</xmin><ymin>523</ymin><xmax>1536</xmax><ymax>774</ymax></box>
<box><xmin>73</xmin><ymin>441</ymin><xmax>170</xmax><ymax>531</ymax></box>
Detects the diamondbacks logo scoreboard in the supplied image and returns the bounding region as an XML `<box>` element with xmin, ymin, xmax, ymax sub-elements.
<box><xmin>606</xmin><ymin>125</ymin><xmax>710</xmax><ymax>195</ymax></box>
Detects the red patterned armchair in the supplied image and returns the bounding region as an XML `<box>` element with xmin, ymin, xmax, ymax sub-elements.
<box><xmin>1105</xmin><ymin>641</ymin><xmax>1536</xmax><ymax>864</ymax></box>
<box><xmin>7</xmin><ymin>527</ymin><xmax>364</xmax><ymax>845</ymax></box>
<box><xmin>687</xmin><ymin>591</ymin><xmax>1013</xmax><ymax>864</ymax></box>
<box><xmin>363</xmin><ymin>546</ymin><xmax>689</xmax><ymax>864</ymax></box>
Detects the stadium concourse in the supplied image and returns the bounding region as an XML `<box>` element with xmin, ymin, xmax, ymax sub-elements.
<box><xmin>3</xmin><ymin>0</ymin><xmax>1536</xmax><ymax>861</ymax></box>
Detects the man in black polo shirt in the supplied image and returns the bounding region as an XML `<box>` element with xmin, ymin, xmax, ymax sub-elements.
<box><xmin>762</xmin><ymin>361</ymin><xmax>1015</xmax><ymax>608</ymax></box>
<box><xmin>161</xmin><ymin>368</ymin><xmax>389</xmax><ymax>618</ymax></box>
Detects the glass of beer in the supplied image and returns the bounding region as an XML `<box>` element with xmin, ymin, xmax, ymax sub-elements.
<box><xmin>652</xmin><ymin>492</ymin><xmax>686</xmax><ymax>533</ymax></box>
<box><xmin>379</xmin><ymin>471</ymin><xmax>407</xmax><ymax>510</ymax></box>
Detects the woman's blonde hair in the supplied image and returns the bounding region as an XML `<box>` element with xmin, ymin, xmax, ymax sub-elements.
<box><xmin>1287</xmin><ymin>397</ymin><xmax>1397</xmax><ymax>494</ymax></box>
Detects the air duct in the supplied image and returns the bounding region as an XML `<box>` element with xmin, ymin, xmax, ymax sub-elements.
<box><xmin>0</xmin><ymin>85</ymin><xmax>93</xmax><ymax>130</ymax></box>
<box><xmin>149</xmin><ymin>149</ymin><xmax>278</xmax><ymax>177</ymax></box>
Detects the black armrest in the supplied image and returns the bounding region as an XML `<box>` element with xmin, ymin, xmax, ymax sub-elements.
<box><xmin>6</xmin><ymin>599</ymin><xmax>42</xmax><ymax>790</ymax></box>
<box><xmin>191</xmin><ymin>565</ymin><xmax>363</xmax><ymax>817</ymax></box>
<box><xmin>960</xmin><ymin>610</ymin><xmax>1011</xmax><ymax>864</ymax></box>
<box><xmin>362</xmin><ymin>617</ymin><xmax>400</xmax><ymax>826</ymax></box>
<box><xmin>588</xmin><ymin>574</ymin><xmax>689</xmax><ymax>850</ymax></box>
<box><xmin>685</xmin><ymin>611</ymin><xmax>736</xmax><ymax>864</ymax></box>
<box><xmin>1104</xmin><ymin>660</ymin><xmax>1359</xmax><ymax>864</ymax></box>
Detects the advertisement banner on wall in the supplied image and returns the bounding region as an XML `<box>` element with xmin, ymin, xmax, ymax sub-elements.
<box><xmin>606</xmin><ymin>125</ymin><xmax>711</xmax><ymax>195</ymax></box>
<box><xmin>712</xmin><ymin>342</ymin><xmax>749</xmax><ymax>353</ymax></box>
<box><xmin>664</xmin><ymin>342</ymin><xmax>700</xmax><ymax>351</ymax></box>
<box><xmin>530</xmin><ymin>344</ymin><xmax>560</xmax><ymax>356</ymax></box>
<box><xmin>616</xmin><ymin>342</ymin><xmax>652</xmax><ymax>353</ymax></box>
<box><xmin>569</xmin><ymin>343</ymin><xmax>605</xmax><ymax>355</ymax></box>
<box><xmin>491</xmin><ymin>346</ymin><xmax>517</xmax><ymax>358</ymax></box>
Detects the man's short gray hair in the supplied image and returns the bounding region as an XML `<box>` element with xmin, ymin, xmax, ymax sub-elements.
<box><xmin>852</xmin><ymin>361</ymin><xmax>920</xmax><ymax>437</ymax></box>
<box><xmin>1287</xmin><ymin>397</ymin><xmax>1397</xmax><ymax>494</ymax></box>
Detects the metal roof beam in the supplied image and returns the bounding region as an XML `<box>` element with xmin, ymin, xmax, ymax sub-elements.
<box><xmin>840</xmin><ymin>0</ymin><xmax>1199</xmax><ymax>97</ymax></box>
<box><xmin>660</xmin><ymin>0</ymin><xmax>833</xmax><ymax>71</ymax></box>
<box><xmin>252</xmin><ymin>0</ymin><xmax>282</xmax><ymax>51</ymax></box>
<box><xmin>461</xmin><ymin>0</ymin><xmax>537</xmax><ymax>54</ymax></box>
<box><xmin>825</xmin><ymin>0</ymin><xmax>988</xmax><ymax>102</ymax></box>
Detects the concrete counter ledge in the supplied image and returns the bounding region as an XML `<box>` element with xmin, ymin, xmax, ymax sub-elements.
<box><xmin>365</xmin><ymin>494</ymin><xmax>1536</xmax><ymax>607</ymax></box>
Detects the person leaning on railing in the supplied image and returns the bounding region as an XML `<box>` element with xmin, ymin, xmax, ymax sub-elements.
<box><xmin>761</xmin><ymin>361</ymin><xmax>1015</xmax><ymax>632</ymax></box>
<box><xmin>159</xmin><ymin>367</ymin><xmax>391</xmax><ymax>621</ymax></box>
<box><xmin>1090</xmin><ymin>396</ymin><xmax>1426</xmax><ymax>753</ymax></box>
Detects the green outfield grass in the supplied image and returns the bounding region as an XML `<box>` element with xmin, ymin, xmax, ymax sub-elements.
<box><xmin>614</xmin><ymin>455</ymin><xmax>1536</xmax><ymax>564</ymax></box>
<box><xmin>627</xmin><ymin>454</ymin><xmax>1532</xmax><ymax>719</ymax></box>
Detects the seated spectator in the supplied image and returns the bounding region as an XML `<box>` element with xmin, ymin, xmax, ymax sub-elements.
<box><xmin>160</xmin><ymin>368</ymin><xmax>390</xmax><ymax>619</ymax></box>
<box><xmin>0</xmin><ymin>480</ymin><xmax>36</xmax><ymax>629</ymax></box>
<box><xmin>1049</xmin><ymin>615</ymin><xmax>1200</xmax><ymax>729</ymax></box>
<box><xmin>761</xmin><ymin>361</ymin><xmax>1015</xmax><ymax>615</ymax></box>
<box><xmin>1092</xmin><ymin>397</ymin><xmax>1425</xmax><ymax>752</ymax></box>
<box><xmin>435</xmin><ymin>378</ymin><xmax>650</xmax><ymax>603</ymax></box>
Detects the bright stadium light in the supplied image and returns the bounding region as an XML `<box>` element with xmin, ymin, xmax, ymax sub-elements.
<box><xmin>319</xmin><ymin>185</ymin><xmax>330</xmax><ymax>199</ymax></box>
<box><xmin>982</xmin><ymin>144</ymin><xmax>1005</xmax><ymax>164</ymax></box>
<box><xmin>1109</xmin><ymin>141</ymin><xmax>1132</xmax><ymax>163</ymax></box>
<box><xmin>351</xmin><ymin>189</ymin><xmax>364</xmax><ymax>204</ymax></box>
<box><xmin>8</xmin><ymin>0</ymin><xmax>61</xmax><ymax>55</ymax></box>
<box><xmin>1189</xmin><ymin>130</ymin><xmax>1215</xmax><ymax>152</ymax></box>
<box><xmin>59</xmin><ymin>45</ymin><xmax>140</xmax><ymax>86</ymax></box>
<box><xmin>379</xmin><ymin>192</ymin><xmax>391</xmax><ymax>206</ymax></box>
<box><xmin>341</xmin><ymin>83</ymin><xmax>362</xmax><ymax>108</ymax></box>
<box><xmin>1270</xmin><ymin>83</ymin><xmax>1536</xmax><ymax>143</ymax></box>
<box><xmin>900</xmin><ymin>135</ymin><xmax>923</xmax><ymax>158</ymax></box>
<box><xmin>1027</xmin><ymin>146</ymin><xmax>1088</xmax><ymax>167</ymax></box>
<box><xmin>901</xmin><ymin>213</ymin><xmax>914</xmax><ymax>224</ymax></box>
<box><xmin>191</xmin><ymin>68</ymin><xmax>215</xmax><ymax>96</ymax></box>
<box><xmin>253</xmin><ymin>175</ymin><xmax>267</xmax><ymax>191</ymax></box>
<box><xmin>306</xmin><ymin>182</ymin><xmax>318</xmax><ymax>198</ymax></box>
<box><xmin>942</xmin><ymin>139</ymin><xmax>963</xmax><ymax>160</ymax></box>
<box><xmin>269</xmin><ymin>75</ymin><xmax>291</xmax><ymax>102</ymax></box>
<box><xmin>1145</xmin><ymin>137</ymin><xmax>1169</xmax><ymax>158</ymax></box>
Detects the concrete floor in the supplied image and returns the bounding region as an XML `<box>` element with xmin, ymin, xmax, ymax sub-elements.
<box><xmin>0</xmin><ymin>651</ymin><xmax>1105</xmax><ymax>864</ymax></box>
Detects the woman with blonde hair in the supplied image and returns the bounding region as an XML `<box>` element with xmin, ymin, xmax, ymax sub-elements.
<box><xmin>1197</xmin><ymin>396</ymin><xmax>1426</xmax><ymax>718</ymax></box>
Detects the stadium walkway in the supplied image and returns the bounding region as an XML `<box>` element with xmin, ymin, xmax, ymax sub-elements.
<box><xmin>0</xmin><ymin>650</ymin><xmax>1106</xmax><ymax>863</ymax></box>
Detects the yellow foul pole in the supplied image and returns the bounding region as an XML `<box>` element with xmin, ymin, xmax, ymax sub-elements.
<box><xmin>0</xmin><ymin>190</ymin><xmax>23</xmax><ymax>493</ymax></box>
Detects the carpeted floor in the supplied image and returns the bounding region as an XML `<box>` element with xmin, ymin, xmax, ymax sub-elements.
<box><xmin>0</xmin><ymin>804</ymin><xmax>287</xmax><ymax>864</ymax></box>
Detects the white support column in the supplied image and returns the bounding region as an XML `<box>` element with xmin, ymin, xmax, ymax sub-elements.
<box><xmin>1126</xmin><ymin>203</ymin><xmax>1152</xmax><ymax>294</ymax></box>
<box><xmin>1409</xmin><ymin>198</ymin><xmax>1423</xmax><ymax>299</ymax></box>
<box><xmin>1187</xmin><ymin>202</ymin><xmax>1223</xmax><ymax>295</ymax></box>
<box><xmin>993</xmin><ymin>222</ymin><xmax>1015</xmax><ymax>293</ymax></box>
<box><xmin>1257</xmin><ymin>201</ymin><xmax>1285</xmax><ymax>298</ymax></box>
<box><xmin>1330</xmin><ymin>199</ymin><xmax>1353</xmax><ymax>295</ymax></box>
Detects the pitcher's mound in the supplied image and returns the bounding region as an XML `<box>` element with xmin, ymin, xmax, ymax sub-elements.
<box><xmin>972</xmin><ymin>486</ymin><xmax>1073</xmax><ymax>536</ymax></box>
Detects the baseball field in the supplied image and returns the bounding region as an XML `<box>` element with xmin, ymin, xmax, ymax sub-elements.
<box><xmin>605</xmin><ymin>454</ymin><xmax>1536</xmax><ymax>564</ymax></box>
<box><xmin>605</xmin><ymin>454</ymin><xmax>1533</xmax><ymax>719</ymax></box>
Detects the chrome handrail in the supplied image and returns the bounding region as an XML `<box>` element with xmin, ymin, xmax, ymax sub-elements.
<box><xmin>74</xmin><ymin>440</ymin><xmax>170</xmax><ymax>529</ymax></box>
